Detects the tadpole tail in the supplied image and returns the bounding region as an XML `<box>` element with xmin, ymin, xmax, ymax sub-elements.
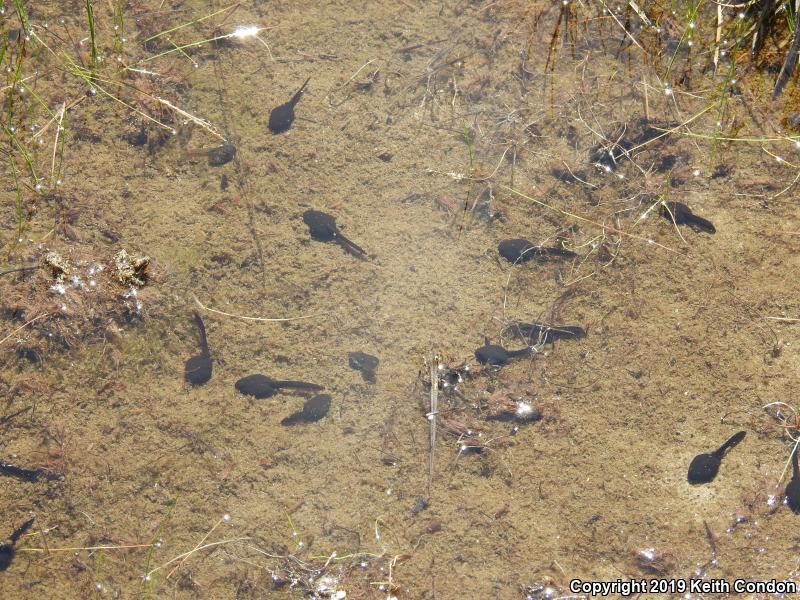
<box><xmin>551</xmin><ymin>325</ymin><xmax>587</xmax><ymax>340</ymax></box>
<box><xmin>337</xmin><ymin>235</ymin><xmax>367</xmax><ymax>258</ymax></box>
<box><xmin>508</xmin><ymin>323</ymin><xmax>549</xmax><ymax>345</ymax></box>
<box><xmin>290</xmin><ymin>77</ymin><xmax>311</xmax><ymax>107</ymax></box>
<box><xmin>514</xmin><ymin>323</ymin><xmax>586</xmax><ymax>344</ymax></box>
<box><xmin>508</xmin><ymin>347</ymin><xmax>533</xmax><ymax>359</ymax></box>
<box><xmin>193</xmin><ymin>311</ymin><xmax>210</xmax><ymax>357</ymax></box>
<box><xmin>9</xmin><ymin>518</ymin><xmax>34</xmax><ymax>544</ymax></box>
<box><xmin>271</xmin><ymin>380</ymin><xmax>323</xmax><ymax>391</ymax></box>
<box><xmin>0</xmin><ymin>463</ymin><xmax>53</xmax><ymax>483</ymax></box>
<box><xmin>535</xmin><ymin>246</ymin><xmax>577</xmax><ymax>261</ymax></box>
<box><xmin>714</xmin><ymin>431</ymin><xmax>746</xmax><ymax>457</ymax></box>
<box><xmin>687</xmin><ymin>214</ymin><xmax>716</xmax><ymax>234</ymax></box>
<box><xmin>280</xmin><ymin>412</ymin><xmax>304</xmax><ymax>426</ymax></box>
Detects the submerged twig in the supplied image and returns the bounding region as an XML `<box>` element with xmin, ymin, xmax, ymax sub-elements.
<box><xmin>427</xmin><ymin>354</ymin><xmax>439</xmax><ymax>497</ymax></box>
<box><xmin>155</xmin><ymin>97</ymin><xmax>226</xmax><ymax>141</ymax></box>
<box><xmin>192</xmin><ymin>295</ymin><xmax>324</xmax><ymax>322</ymax></box>
<box><xmin>0</xmin><ymin>314</ymin><xmax>48</xmax><ymax>347</ymax></box>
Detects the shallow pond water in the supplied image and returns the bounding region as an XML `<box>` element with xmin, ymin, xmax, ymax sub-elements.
<box><xmin>3</xmin><ymin>2</ymin><xmax>800</xmax><ymax>599</ymax></box>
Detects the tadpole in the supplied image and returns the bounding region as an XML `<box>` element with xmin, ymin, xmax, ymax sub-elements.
<box><xmin>207</xmin><ymin>143</ymin><xmax>236</xmax><ymax>166</ymax></box>
<box><xmin>506</xmin><ymin>322</ymin><xmax>586</xmax><ymax>345</ymax></box>
<box><xmin>474</xmin><ymin>343</ymin><xmax>531</xmax><ymax>366</ymax></box>
<box><xmin>0</xmin><ymin>518</ymin><xmax>34</xmax><ymax>571</ymax></box>
<box><xmin>280</xmin><ymin>394</ymin><xmax>331</xmax><ymax>425</ymax></box>
<box><xmin>497</xmin><ymin>238</ymin><xmax>577</xmax><ymax>264</ymax></box>
<box><xmin>303</xmin><ymin>209</ymin><xmax>367</xmax><ymax>257</ymax></box>
<box><xmin>235</xmin><ymin>374</ymin><xmax>323</xmax><ymax>399</ymax></box>
<box><xmin>0</xmin><ymin>462</ymin><xmax>61</xmax><ymax>483</ymax></box>
<box><xmin>348</xmin><ymin>351</ymin><xmax>379</xmax><ymax>383</ymax></box>
<box><xmin>184</xmin><ymin>311</ymin><xmax>212</xmax><ymax>386</ymax></box>
<box><xmin>687</xmin><ymin>431</ymin><xmax>746</xmax><ymax>484</ymax></box>
<box><xmin>785</xmin><ymin>445</ymin><xmax>800</xmax><ymax>513</ymax></box>
<box><xmin>268</xmin><ymin>77</ymin><xmax>311</xmax><ymax>134</ymax></box>
<box><xmin>661</xmin><ymin>201</ymin><xmax>716</xmax><ymax>234</ymax></box>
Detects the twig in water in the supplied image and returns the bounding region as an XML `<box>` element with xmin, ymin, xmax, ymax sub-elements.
<box><xmin>154</xmin><ymin>97</ymin><xmax>226</xmax><ymax>141</ymax></box>
<box><xmin>0</xmin><ymin>266</ymin><xmax>39</xmax><ymax>278</ymax></box>
<box><xmin>20</xmin><ymin>543</ymin><xmax>152</xmax><ymax>553</ymax></box>
<box><xmin>165</xmin><ymin>514</ymin><xmax>233</xmax><ymax>579</ymax></box>
<box><xmin>192</xmin><ymin>295</ymin><xmax>324</xmax><ymax>322</ymax></box>
<box><xmin>427</xmin><ymin>354</ymin><xmax>439</xmax><ymax>498</ymax></box>
<box><xmin>147</xmin><ymin>537</ymin><xmax>249</xmax><ymax>581</ymax></box>
<box><xmin>499</xmin><ymin>184</ymin><xmax>680</xmax><ymax>254</ymax></box>
<box><xmin>0</xmin><ymin>314</ymin><xmax>48</xmax><ymax>347</ymax></box>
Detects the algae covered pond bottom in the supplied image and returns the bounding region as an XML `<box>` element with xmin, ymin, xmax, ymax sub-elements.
<box><xmin>3</xmin><ymin>1</ymin><xmax>800</xmax><ymax>598</ymax></box>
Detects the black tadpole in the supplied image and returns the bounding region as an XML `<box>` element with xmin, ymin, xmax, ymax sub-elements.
<box><xmin>280</xmin><ymin>394</ymin><xmax>331</xmax><ymax>425</ymax></box>
<box><xmin>184</xmin><ymin>311</ymin><xmax>212</xmax><ymax>386</ymax></box>
<box><xmin>0</xmin><ymin>518</ymin><xmax>34</xmax><ymax>571</ymax></box>
<box><xmin>661</xmin><ymin>201</ymin><xmax>716</xmax><ymax>234</ymax></box>
<box><xmin>235</xmin><ymin>374</ymin><xmax>323</xmax><ymax>399</ymax></box>
<box><xmin>687</xmin><ymin>431</ymin><xmax>746</xmax><ymax>484</ymax></box>
<box><xmin>303</xmin><ymin>209</ymin><xmax>367</xmax><ymax>257</ymax></box>
<box><xmin>268</xmin><ymin>77</ymin><xmax>310</xmax><ymax>134</ymax></box>
<box><xmin>0</xmin><ymin>463</ymin><xmax>61</xmax><ymax>483</ymax></box>
<box><xmin>785</xmin><ymin>445</ymin><xmax>800</xmax><ymax>513</ymax></box>
<box><xmin>497</xmin><ymin>238</ymin><xmax>577</xmax><ymax>264</ymax></box>
<box><xmin>474</xmin><ymin>343</ymin><xmax>531</xmax><ymax>366</ymax></box>
<box><xmin>206</xmin><ymin>143</ymin><xmax>236</xmax><ymax>166</ymax></box>
<box><xmin>348</xmin><ymin>351</ymin><xmax>379</xmax><ymax>383</ymax></box>
<box><xmin>507</xmin><ymin>322</ymin><xmax>586</xmax><ymax>345</ymax></box>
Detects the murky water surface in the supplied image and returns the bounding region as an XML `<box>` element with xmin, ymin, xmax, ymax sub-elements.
<box><xmin>3</xmin><ymin>2</ymin><xmax>800</xmax><ymax>598</ymax></box>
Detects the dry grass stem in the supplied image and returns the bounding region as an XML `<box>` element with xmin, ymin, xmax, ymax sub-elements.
<box><xmin>192</xmin><ymin>295</ymin><xmax>325</xmax><ymax>322</ymax></box>
<box><xmin>154</xmin><ymin>97</ymin><xmax>226</xmax><ymax>142</ymax></box>
<box><xmin>0</xmin><ymin>314</ymin><xmax>49</xmax><ymax>347</ymax></box>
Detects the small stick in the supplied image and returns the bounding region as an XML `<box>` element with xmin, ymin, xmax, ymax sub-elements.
<box><xmin>192</xmin><ymin>295</ymin><xmax>324</xmax><ymax>322</ymax></box>
<box><xmin>627</xmin><ymin>1</ymin><xmax>651</xmax><ymax>26</ymax></box>
<box><xmin>20</xmin><ymin>543</ymin><xmax>152</xmax><ymax>553</ymax></box>
<box><xmin>600</xmin><ymin>0</ymin><xmax>644</xmax><ymax>51</ymax></box>
<box><xmin>713</xmin><ymin>3</ymin><xmax>722</xmax><ymax>73</ymax></box>
<box><xmin>427</xmin><ymin>354</ymin><xmax>439</xmax><ymax>498</ymax></box>
<box><xmin>155</xmin><ymin>97</ymin><xmax>226</xmax><ymax>142</ymax></box>
<box><xmin>780</xmin><ymin>438</ymin><xmax>800</xmax><ymax>483</ymax></box>
<box><xmin>146</xmin><ymin>537</ymin><xmax>249</xmax><ymax>580</ymax></box>
<box><xmin>50</xmin><ymin>102</ymin><xmax>66</xmax><ymax>180</ymax></box>
<box><xmin>166</xmin><ymin>515</ymin><xmax>227</xmax><ymax>579</ymax></box>
<box><xmin>0</xmin><ymin>314</ymin><xmax>48</xmax><ymax>347</ymax></box>
<box><xmin>499</xmin><ymin>184</ymin><xmax>681</xmax><ymax>254</ymax></box>
<box><xmin>703</xmin><ymin>520</ymin><xmax>717</xmax><ymax>564</ymax></box>
<box><xmin>0</xmin><ymin>266</ymin><xmax>39</xmax><ymax>278</ymax></box>
<box><xmin>36</xmin><ymin>522</ymin><xmax>50</xmax><ymax>555</ymax></box>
